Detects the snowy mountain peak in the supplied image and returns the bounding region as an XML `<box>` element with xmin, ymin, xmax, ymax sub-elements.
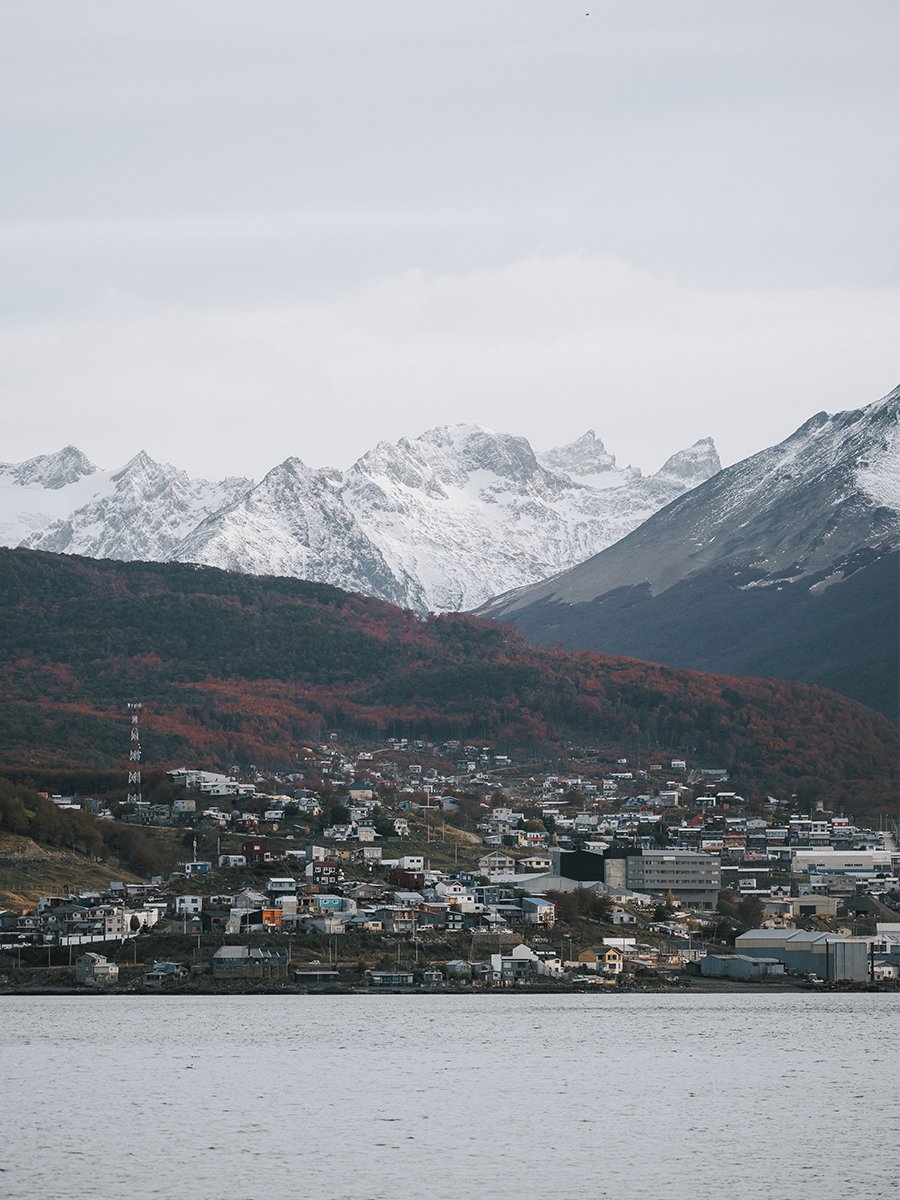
<box><xmin>484</xmin><ymin>390</ymin><xmax>898</xmax><ymax>619</ymax></box>
<box><xmin>112</xmin><ymin>449</ymin><xmax>172</xmax><ymax>483</ymax></box>
<box><xmin>654</xmin><ymin>437</ymin><xmax>722</xmax><ymax>488</ymax></box>
<box><xmin>869</xmin><ymin>383</ymin><xmax>900</xmax><ymax>412</ymax></box>
<box><xmin>415</xmin><ymin>423</ymin><xmax>542</xmax><ymax>481</ymax></box>
<box><xmin>2</xmin><ymin>418</ymin><xmax>726</xmax><ymax>613</ymax></box>
<box><xmin>20</xmin><ymin>447</ymin><xmax>251</xmax><ymax>564</ymax></box>
<box><xmin>270</xmin><ymin>455</ymin><xmax>315</xmax><ymax>479</ymax></box>
<box><xmin>4</xmin><ymin>445</ymin><xmax>97</xmax><ymax>490</ymax></box>
<box><xmin>538</xmin><ymin>429</ymin><xmax>618</xmax><ymax>480</ymax></box>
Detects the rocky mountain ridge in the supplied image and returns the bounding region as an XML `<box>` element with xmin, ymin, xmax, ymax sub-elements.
<box><xmin>2</xmin><ymin>424</ymin><xmax>720</xmax><ymax>612</ymax></box>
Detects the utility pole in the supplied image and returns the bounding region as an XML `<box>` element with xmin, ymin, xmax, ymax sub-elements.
<box><xmin>127</xmin><ymin>702</ymin><xmax>142</xmax><ymax>804</ymax></box>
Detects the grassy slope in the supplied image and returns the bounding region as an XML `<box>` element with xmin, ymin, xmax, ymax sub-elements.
<box><xmin>0</xmin><ymin>834</ymin><xmax>144</xmax><ymax>909</ymax></box>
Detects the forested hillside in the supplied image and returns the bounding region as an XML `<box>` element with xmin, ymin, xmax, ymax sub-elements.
<box><xmin>0</xmin><ymin>549</ymin><xmax>895</xmax><ymax>811</ymax></box>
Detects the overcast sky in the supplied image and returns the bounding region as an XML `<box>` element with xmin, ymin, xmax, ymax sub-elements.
<box><xmin>2</xmin><ymin>0</ymin><xmax>897</xmax><ymax>480</ymax></box>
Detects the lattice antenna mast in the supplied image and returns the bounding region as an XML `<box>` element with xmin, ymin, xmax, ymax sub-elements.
<box><xmin>127</xmin><ymin>702</ymin><xmax>143</xmax><ymax>804</ymax></box>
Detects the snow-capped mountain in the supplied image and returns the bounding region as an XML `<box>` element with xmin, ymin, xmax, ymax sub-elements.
<box><xmin>22</xmin><ymin>451</ymin><xmax>252</xmax><ymax>563</ymax></box>
<box><xmin>174</xmin><ymin>456</ymin><xmax>412</xmax><ymax>607</ymax></box>
<box><xmin>173</xmin><ymin>424</ymin><xmax>720</xmax><ymax>611</ymax></box>
<box><xmin>0</xmin><ymin>446</ymin><xmax>106</xmax><ymax>544</ymax></box>
<box><xmin>480</xmin><ymin>387</ymin><xmax>900</xmax><ymax>717</ymax></box>
<box><xmin>0</xmin><ymin>425</ymin><xmax>720</xmax><ymax>612</ymax></box>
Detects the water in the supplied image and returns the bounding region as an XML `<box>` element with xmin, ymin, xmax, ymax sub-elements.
<box><xmin>1</xmin><ymin>993</ymin><xmax>897</xmax><ymax>1200</ymax></box>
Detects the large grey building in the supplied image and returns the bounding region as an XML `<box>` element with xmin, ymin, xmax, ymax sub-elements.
<box><xmin>736</xmin><ymin>929</ymin><xmax>870</xmax><ymax>982</ymax></box>
<box><xmin>626</xmin><ymin>850</ymin><xmax>721</xmax><ymax>909</ymax></box>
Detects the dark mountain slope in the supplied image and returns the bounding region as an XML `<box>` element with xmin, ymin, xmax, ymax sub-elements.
<box><xmin>481</xmin><ymin>389</ymin><xmax>900</xmax><ymax>719</ymax></box>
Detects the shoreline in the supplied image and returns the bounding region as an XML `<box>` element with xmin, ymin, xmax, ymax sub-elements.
<box><xmin>4</xmin><ymin>980</ymin><xmax>894</xmax><ymax>997</ymax></box>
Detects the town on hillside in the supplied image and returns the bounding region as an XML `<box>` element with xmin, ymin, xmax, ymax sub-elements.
<box><xmin>1</xmin><ymin>733</ymin><xmax>898</xmax><ymax>992</ymax></box>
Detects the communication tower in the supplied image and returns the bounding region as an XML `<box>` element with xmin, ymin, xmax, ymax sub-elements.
<box><xmin>127</xmin><ymin>701</ymin><xmax>142</xmax><ymax>804</ymax></box>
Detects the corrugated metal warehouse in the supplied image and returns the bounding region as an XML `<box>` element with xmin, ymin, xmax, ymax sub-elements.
<box><xmin>735</xmin><ymin>930</ymin><xmax>869</xmax><ymax>981</ymax></box>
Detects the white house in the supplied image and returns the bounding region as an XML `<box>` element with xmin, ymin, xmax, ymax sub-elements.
<box><xmin>478</xmin><ymin>851</ymin><xmax>517</xmax><ymax>877</ymax></box>
<box><xmin>398</xmin><ymin>855</ymin><xmax>424</xmax><ymax>872</ymax></box>
<box><xmin>266</xmin><ymin>877</ymin><xmax>297</xmax><ymax>895</ymax></box>
<box><xmin>609</xmin><ymin>908</ymin><xmax>637</xmax><ymax>925</ymax></box>
<box><xmin>218</xmin><ymin>854</ymin><xmax>247</xmax><ymax>868</ymax></box>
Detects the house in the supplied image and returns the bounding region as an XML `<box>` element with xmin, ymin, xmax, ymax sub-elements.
<box><xmin>131</xmin><ymin>896</ymin><xmax>164</xmax><ymax>925</ymax></box>
<box><xmin>173</xmin><ymin>895</ymin><xmax>203</xmax><ymax>916</ymax></box>
<box><xmin>347</xmin><ymin>913</ymin><xmax>384</xmax><ymax>933</ymax></box>
<box><xmin>202</xmin><ymin>894</ymin><xmax>235</xmax><ymax>923</ymax></box>
<box><xmin>389</xmin><ymin>868</ymin><xmax>425</xmax><ymax>890</ymax></box>
<box><xmin>478</xmin><ymin>851</ymin><xmax>517</xmax><ymax>877</ymax></box>
<box><xmin>531</xmin><ymin>946</ymin><xmax>564</xmax><ymax>976</ymax></box>
<box><xmin>293</xmin><ymin>966</ymin><xmax>341</xmax><ymax>984</ymax></box>
<box><xmin>365</xmin><ymin>969</ymin><xmax>415</xmax><ymax>987</ymax></box>
<box><xmin>212</xmin><ymin>946</ymin><xmax>289</xmax><ymax>978</ymax></box>
<box><xmin>432</xmin><ymin>881</ymin><xmax>478</xmax><ymax>910</ymax></box>
<box><xmin>44</xmin><ymin>902</ymin><xmax>127</xmax><ymax>941</ymax></box>
<box><xmin>762</xmin><ymin>895</ymin><xmax>840</xmax><ymax>920</ymax></box>
<box><xmin>266</xmin><ymin>877</ymin><xmax>297</xmax><ymax>895</ymax></box>
<box><xmin>74</xmin><ymin>952</ymin><xmax>119</xmax><ymax>987</ymax></box>
<box><xmin>397</xmin><ymin>855</ymin><xmax>424</xmax><ymax>872</ymax></box>
<box><xmin>519</xmin><ymin>853</ymin><xmax>552</xmax><ymax>873</ymax></box>
<box><xmin>168</xmin><ymin>914</ymin><xmax>203</xmax><ymax>936</ymax></box>
<box><xmin>305</xmin><ymin>860</ymin><xmax>344</xmax><ymax>886</ymax></box>
<box><xmin>490</xmin><ymin>944</ymin><xmax>542</xmax><ymax>981</ymax></box>
<box><xmin>184</xmin><ymin>861</ymin><xmax>211</xmax><ymax>877</ymax></box>
<box><xmin>523</xmin><ymin>897</ymin><xmax>556</xmax><ymax>926</ymax></box>
<box><xmin>372</xmin><ymin>905</ymin><xmax>416</xmax><ymax>934</ymax></box>
<box><xmin>609</xmin><ymin>908</ymin><xmax>637</xmax><ymax>925</ymax></box>
<box><xmin>576</xmin><ymin>946</ymin><xmax>624</xmax><ymax>975</ymax></box>
<box><xmin>343</xmin><ymin>881</ymin><xmax>387</xmax><ymax>903</ymax></box>
<box><xmin>305</xmin><ymin>915</ymin><xmax>345</xmax><ymax>935</ymax></box>
<box><xmin>347</xmin><ymin>781</ymin><xmax>375</xmax><ymax>801</ymax></box>
<box><xmin>144</xmin><ymin>960</ymin><xmax>188</xmax><ymax>984</ymax></box>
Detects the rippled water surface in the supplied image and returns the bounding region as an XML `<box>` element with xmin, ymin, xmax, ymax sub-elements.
<box><xmin>2</xmin><ymin>993</ymin><xmax>897</xmax><ymax>1199</ymax></box>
